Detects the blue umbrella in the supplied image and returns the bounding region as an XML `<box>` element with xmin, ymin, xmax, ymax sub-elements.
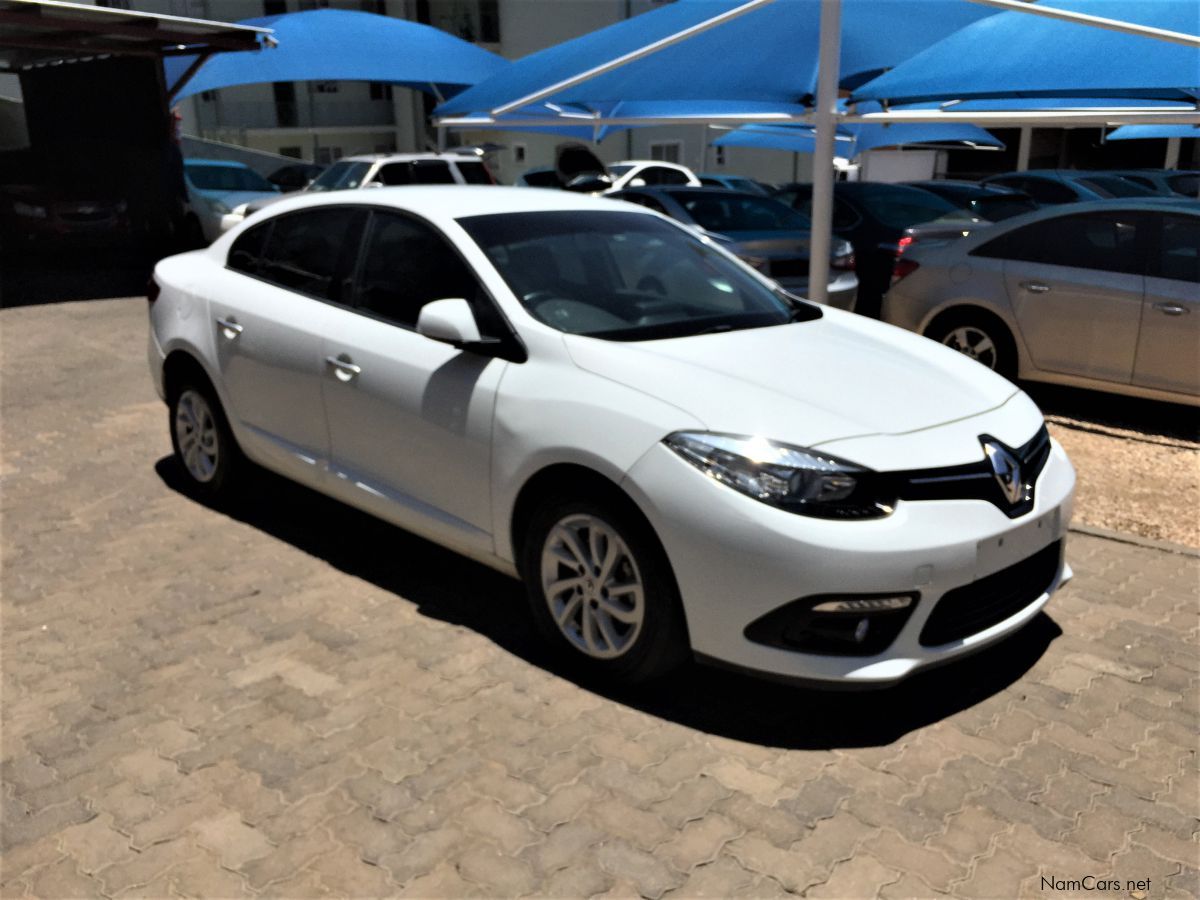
<box><xmin>713</xmin><ymin>121</ymin><xmax>1005</xmax><ymax>156</ymax></box>
<box><xmin>436</xmin><ymin>0</ymin><xmax>997</xmax><ymax>117</ymax></box>
<box><xmin>1107</xmin><ymin>124</ymin><xmax>1200</xmax><ymax>139</ymax></box>
<box><xmin>852</xmin><ymin>0</ymin><xmax>1200</xmax><ymax>106</ymax></box>
<box><xmin>166</xmin><ymin>9</ymin><xmax>508</xmax><ymax>101</ymax></box>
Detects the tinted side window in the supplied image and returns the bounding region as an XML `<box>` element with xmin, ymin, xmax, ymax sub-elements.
<box><xmin>974</xmin><ymin>212</ymin><xmax>1144</xmax><ymax>275</ymax></box>
<box><xmin>456</xmin><ymin>161</ymin><xmax>494</xmax><ymax>185</ymax></box>
<box><xmin>1020</xmin><ymin>178</ymin><xmax>1077</xmax><ymax>204</ymax></box>
<box><xmin>259</xmin><ymin>208</ymin><xmax>366</xmax><ymax>300</ymax></box>
<box><xmin>228</xmin><ymin>221</ymin><xmax>270</xmax><ymax>274</ymax></box>
<box><xmin>1157</xmin><ymin>215</ymin><xmax>1200</xmax><ymax>283</ymax></box>
<box><xmin>641</xmin><ymin>167</ymin><xmax>690</xmax><ymax>186</ymax></box>
<box><xmin>355</xmin><ymin>212</ymin><xmax>481</xmax><ymax>327</ymax></box>
<box><xmin>411</xmin><ymin>161</ymin><xmax>456</xmax><ymax>184</ymax></box>
<box><xmin>832</xmin><ymin>198</ymin><xmax>860</xmax><ymax>229</ymax></box>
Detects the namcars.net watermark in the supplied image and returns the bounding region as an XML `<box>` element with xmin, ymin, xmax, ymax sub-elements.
<box><xmin>1041</xmin><ymin>875</ymin><xmax>1152</xmax><ymax>893</ymax></box>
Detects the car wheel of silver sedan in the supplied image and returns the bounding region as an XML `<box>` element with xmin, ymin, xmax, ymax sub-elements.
<box><xmin>169</xmin><ymin>379</ymin><xmax>240</xmax><ymax>498</ymax></box>
<box><xmin>926</xmin><ymin>312</ymin><xmax>1017</xmax><ymax>380</ymax></box>
<box><xmin>523</xmin><ymin>496</ymin><xmax>688</xmax><ymax>683</ymax></box>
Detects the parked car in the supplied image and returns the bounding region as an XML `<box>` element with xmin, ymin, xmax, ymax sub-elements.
<box><xmin>905</xmin><ymin>180</ymin><xmax>1039</xmax><ymax>222</ymax></box>
<box><xmin>981</xmin><ymin>170</ymin><xmax>1158</xmax><ymax>205</ymax></box>
<box><xmin>267</xmin><ymin>162</ymin><xmax>326</xmax><ymax>193</ymax></box>
<box><xmin>517</xmin><ymin>143</ymin><xmax>701</xmax><ymax>194</ymax></box>
<box><xmin>149</xmin><ymin>186</ymin><xmax>1076</xmax><ymax>687</ymax></box>
<box><xmin>697</xmin><ymin>173</ymin><xmax>771</xmax><ymax>195</ymax></box>
<box><xmin>0</xmin><ymin>182</ymin><xmax>131</xmax><ymax>247</ymax></box>
<box><xmin>774</xmin><ymin>181</ymin><xmax>980</xmax><ymax>318</ymax></box>
<box><xmin>884</xmin><ymin>200</ymin><xmax>1199</xmax><ymax>406</ymax></box>
<box><xmin>219</xmin><ymin>152</ymin><xmax>495</xmax><ymax>232</ymax></box>
<box><xmin>183</xmin><ymin>159</ymin><xmax>280</xmax><ymax>243</ymax></box>
<box><xmin>1104</xmin><ymin>169</ymin><xmax>1200</xmax><ymax>199</ymax></box>
<box><xmin>609</xmin><ymin>186</ymin><xmax>858</xmax><ymax>310</ymax></box>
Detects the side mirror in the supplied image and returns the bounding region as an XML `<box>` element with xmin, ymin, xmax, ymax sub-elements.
<box><xmin>627</xmin><ymin>177</ymin><xmax>647</xmax><ymax>188</ymax></box>
<box><xmin>563</xmin><ymin>173</ymin><xmax>613</xmax><ymax>193</ymax></box>
<box><xmin>416</xmin><ymin>298</ymin><xmax>482</xmax><ymax>347</ymax></box>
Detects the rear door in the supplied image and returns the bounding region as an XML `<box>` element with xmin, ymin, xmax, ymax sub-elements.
<box><xmin>213</xmin><ymin>207</ymin><xmax>366</xmax><ymax>481</ymax></box>
<box><xmin>991</xmin><ymin>211</ymin><xmax>1147</xmax><ymax>384</ymax></box>
<box><xmin>1133</xmin><ymin>212</ymin><xmax>1200</xmax><ymax>397</ymax></box>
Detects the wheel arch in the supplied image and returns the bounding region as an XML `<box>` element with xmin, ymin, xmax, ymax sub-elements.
<box><xmin>921</xmin><ymin>302</ymin><xmax>1026</xmax><ymax>378</ymax></box>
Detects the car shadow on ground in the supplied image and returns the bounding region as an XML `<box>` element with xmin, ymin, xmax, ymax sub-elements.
<box><xmin>1022</xmin><ymin>381</ymin><xmax>1200</xmax><ymax>443</ymax></box>
<box><xmin>156</xmin><ymin>456</ymin><xmax>1062</xmax><ymax>751</ymax></box>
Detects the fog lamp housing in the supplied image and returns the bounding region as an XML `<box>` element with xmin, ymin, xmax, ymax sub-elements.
<box><xmin>744</xmin><ymin>591</ymin><xmax>919</xmax><ymax>656</ymax></box>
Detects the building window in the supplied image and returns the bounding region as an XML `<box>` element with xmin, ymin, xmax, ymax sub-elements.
<box><xmin>299</xmin><ymin>0</ymin><xmax>330</xmax><ymax>9</ymax></box>
<box><xmin>369</xmin><ymin>82</ymin><xmax>393</xmax><ymax>101</ymax></box>
<box><xmin>263</xmin><ymin>0</ymin><xmax>287</xmax><ymax>14</ymax></box>
<box><xmin>279</xmin><ymin>146</ymin><xmax>302</xmax><ymax>159</ymax></box>
<box><xmin>714</xmin><ymin>145</ymin><xmax>726</xmax><ymax>167</ymax></box>
<box><xmin>96</xmin><ymin>0</ymin><xmax>131</xmax><ymax>8</ymax></box>
<box><xmin>649</xmin><ymin>141</ymin><xmax>683</xmax><ymax>164</ymax></box>
<box><xmin>513</xmin><ymin>144</ymin><xmax>526</xmax><ymax>164</ymax></box>
<box><xmin>315</xmin><ymin>147</ymin><xmax>343</xmax><ymax>165</ymax></box>
<box><xmin>199</xmin><ymin>90</ymin><xmax>216</xmax><ymax>102</ymax></box>
<box><xmin>314</xmin><ymin>82</ymin><xmax>339</xmax><ymax>94</ymax></box>
<box><xmin>479</xmin><ymin>0</ymin><xmax>500</xmax><ymax>42</ymax></box>
<box><xmin>360</xmin><ymin>0</ymin><xmax>387</xmax><ymax>12</ymax></box>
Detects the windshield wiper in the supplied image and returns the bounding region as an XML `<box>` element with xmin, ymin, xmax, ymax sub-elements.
<box><xmin>691</xmin><ymin>323</ymin><xmax>736</xmax><ymax>336</ymax></box>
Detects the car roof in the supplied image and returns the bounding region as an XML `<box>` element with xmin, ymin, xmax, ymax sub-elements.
<box><xmin>612</xmin><ymin>160</ymin><xmax>692</xmax><ymax>170</ymax></box>
<box><xmin>229</xmin><ymin>185</ymin><xmax>657</xmax><ymax>222</ymax></box>
<box><xmin>910</xmin><ymin>180</ymin><xmax>1023</xmax><ymax>195</ymax></box>
<box><xmin>338</xmin><ymin>152</ymin><xmax>483</xmax><ymax>164</ymax></box>
<box><xmin>184</xmin><ymin>158</ymin><xmax>255</xmax><ymax>169</ymax></box>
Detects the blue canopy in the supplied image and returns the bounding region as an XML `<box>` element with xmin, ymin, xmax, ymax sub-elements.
<box><xmin>436</xmin><ymin>0</ymin><xmax>996</xmax><ymax>117</ymax></box>
<box><xmin>1107</xmin><ymin>124</ymin><xmax>1200</xmax><ymax>139</ymax></box>
<box><xmin>853</xmin><ymin>0</ymin><xmax>1200</xmax><ymax>106</ymax></box>
<box><xmin>713</xmin><ymin>122</ymin><xmax>1005</xmax><ymax>156</ymax></box>
<box><xmin>166</xmin><ymin>9</ymin><xmax>508</xmax><ymax>101</ymax></box>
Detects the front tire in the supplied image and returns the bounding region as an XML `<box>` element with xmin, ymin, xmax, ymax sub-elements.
<box><xmin>926</xmin><ymin>311</ymin><xmax>1017</xmax><ymax>380</ymax></box>
<box><xmin>522</xmin><ymin>498</ymin><xmax>689</xmax><ymax>684</ymax></box>
<box><xmin>169</xmin><ymin>380</ymin><xmax>241</xmax><ymax>499</ymax></box>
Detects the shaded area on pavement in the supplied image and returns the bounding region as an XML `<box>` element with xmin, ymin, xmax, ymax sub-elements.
<box><xmin>156</xmin><ymin>455</ymin><xmax>1061</xmax><ymax>751</ymax></box>
<box><xmin>0</xmin><ymin>250</ymin><xmax>152</xmax><ymax>308</ymax></box>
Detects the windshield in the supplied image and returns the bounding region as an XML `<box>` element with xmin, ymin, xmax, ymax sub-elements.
<box><xmin>458</xmin><ymin>210</ymin><xmax>815</xmax><ymax>341</ymax></box>
<box><xmin>185</xmin><ymin>164</ymin><xmax>275</xmax><ymax>193</ymax></box>
<box><xmin>673</xmin><ymin>190</ymin><xmax>811</xmax><ymax>233</ymax></box>
<box><xmin>854</xmin><ymin>186</ymin><xmax>968</xmax><ymax>228</ymax></box>
<box><xmin>608</xmin><ymin>165</ymin><xmax>634</xmax><ymax>178</ymax></box>
<box><xmin>307</xmin><ymin>160</ymin><xmax>372</xmax><ymax>192</ymax></box>
<box><xmin>1076</xmin><ymin>175</ymin><xmax>1157</xmax><ymax>198</ymax></box>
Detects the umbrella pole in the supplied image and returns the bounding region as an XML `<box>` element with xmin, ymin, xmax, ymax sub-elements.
<box><xmin>808</xmin><ymin>0</ymin><xmax>842</xmax><ymax>308</ymax></box>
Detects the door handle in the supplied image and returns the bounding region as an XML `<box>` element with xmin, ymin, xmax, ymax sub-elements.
<box><xmin>1153</xmin><ymin>302</ymin><xmax>1188</xmax><ymax>316</ymax></box>
<box><xmin>216</xmin><ymin>316</ymin><xmax>244</xmax><ymax>339</ymax></box>
<box><xmin>1020</xmin><ymin>281</ymin><xmax>1051</xmax><ymax>294</ymax></box>
<box><xmin>325</xmin><ymin>354</ymin><xmax>362</xmax><ymax>381</ymax></box>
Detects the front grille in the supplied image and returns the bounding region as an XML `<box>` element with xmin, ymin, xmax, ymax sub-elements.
<box><xmin>886</xmin><ymin>425</ymin><xmax>1051</xmax><ymax>518</ymax></box>
<box><xmin>920</xmin><ymin>539</ymin><xmax>1061</xmax><ymax>647</ymax></box>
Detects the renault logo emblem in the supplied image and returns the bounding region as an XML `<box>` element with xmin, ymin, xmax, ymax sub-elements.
<box><xmin>982</xmin><ymin>438</ymin><xmax>1025</xmax><ymax>506</ymax></box>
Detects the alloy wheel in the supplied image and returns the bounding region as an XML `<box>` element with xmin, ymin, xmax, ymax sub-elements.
<box><xmin>174</xmin><ymin>389</ymin><xmax>220</xmax><ymax>483</ymax></box>
<box><xmin>943</xmin><ymin>325</ymin><xmax>998</xmax><ymax>370</ymax></box>
<box><xmin>539</xmin><ymin>513</ymin><xmax>645</xmax><ymax>659</ymax></box>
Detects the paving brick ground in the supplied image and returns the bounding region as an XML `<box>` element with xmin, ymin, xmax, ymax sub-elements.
<box><xmin>2</xmin><ymin>298</ymin><xmax>1197</xmax><ymax>898</ymax></box>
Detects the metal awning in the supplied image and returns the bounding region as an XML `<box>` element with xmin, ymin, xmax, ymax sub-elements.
<box><xmin>0</xmin><ymin>0</ymin><xmax>270</xmax><ymax>71</ymax></box>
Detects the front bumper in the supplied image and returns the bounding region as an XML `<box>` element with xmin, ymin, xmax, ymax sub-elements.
<box><xmin>621</xmin><ymin>436</ymin><xmax>1075</xmax><ymax>686</ymax></box>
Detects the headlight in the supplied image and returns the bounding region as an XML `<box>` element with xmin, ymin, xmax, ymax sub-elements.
<box><xmin>664</xmin><ymin>432</ymin><xmax>895</xmax><ymax>519</ymax></box>
<box><xmin>13</xmin><ymin>201</ymin><xmax>48</xmax><ymax>218</ymax></box>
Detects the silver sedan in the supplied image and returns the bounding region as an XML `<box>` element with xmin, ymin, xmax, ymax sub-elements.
<box><xmin>883</xmin><ymin>200</ymin><xmax>1199</xmax><ymax>407</ymax></box>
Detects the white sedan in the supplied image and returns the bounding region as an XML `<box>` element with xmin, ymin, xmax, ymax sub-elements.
<box><xmin>148</xmin><ymin>187</ymin><xmax>1076</xmax><ymax>687</ymax></box>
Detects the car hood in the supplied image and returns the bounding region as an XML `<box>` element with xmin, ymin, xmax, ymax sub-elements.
<box><xmin>563</xmin><ymin>309</ymin><xmax>1017</xmax><ymax>449</ymax></box>
<box><xmin>192</xmin><ymin>189</ymin><xmax>279</xmax><ymax>208</ymax></box>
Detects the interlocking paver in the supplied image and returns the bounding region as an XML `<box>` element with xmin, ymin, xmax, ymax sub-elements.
<box><xmin>2</xmin><ymin>298</ymin><xmax>1197</xmax><ymax>897</ymax></box>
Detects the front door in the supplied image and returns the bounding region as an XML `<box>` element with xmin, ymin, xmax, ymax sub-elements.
<box><xmin>1000</xmin><ymin>211</ymin><xmax>1147</xmax><ymax>384</ymax></box>
<box><xmin>1134</xmin><ymin>213</ymin><xmax>1200</xmax><ymax>397</ymax></box>
<box><xmin>320</xmin><ymin>210</ymin><xmax>508</xmax><ymax>555</ymax></box>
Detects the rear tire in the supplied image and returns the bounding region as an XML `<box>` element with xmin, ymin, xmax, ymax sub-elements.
<box><xmin>522</xmin><ymin>496</ymin><xmax>689</xmax><ymax>685</ymax></box>
<box><xmin>168</xmin><ymin>378</ymin><xmax>241</xmax><ymax>499</ymax></box>
<box><xmin>926</xmin><ymin>310</ymin><xmax>1017</xmax><ymax>380</ymax></box>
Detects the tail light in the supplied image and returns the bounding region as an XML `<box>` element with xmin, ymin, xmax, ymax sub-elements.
<box><xmin>831</xmin><ymin>251</ymin><xmax>856</xmax><ymax>271</ymax></box>
<box><xmin>890</xmin><ymin>235</ymin><xmax>918</xmax><ymax>285</ymax></box>
<box><xmin>146</xmin><ymin>275</ymin><xmax>161</xmax><ymax>304</ymax></box>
